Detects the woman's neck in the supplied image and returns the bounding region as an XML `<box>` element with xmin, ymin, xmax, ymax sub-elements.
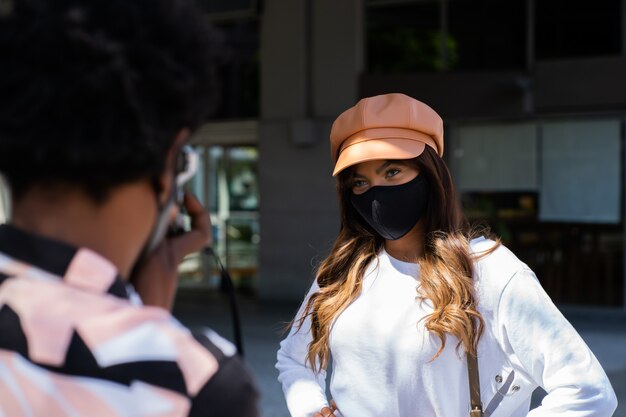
<box><xmin>383</xmin><ymin>220</ymin><xmax>425</xmax><ymax>262</ymax></box>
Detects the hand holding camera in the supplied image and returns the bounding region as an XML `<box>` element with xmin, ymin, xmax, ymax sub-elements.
<box><xmin>131</xmin><ymin>191</ymin><xmax>211</xmax><ymax>310</ymax></box>
<box><xmin>130</xmin><ymin>145</ymin><xmax>210</xmax><ymax>310</ymax></box>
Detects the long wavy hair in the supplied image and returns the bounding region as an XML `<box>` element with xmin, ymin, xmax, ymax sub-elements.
<box><xmin>295</xmin><ymin>146</ymin><xmax>500</xmax><ymax>372</ymax></box>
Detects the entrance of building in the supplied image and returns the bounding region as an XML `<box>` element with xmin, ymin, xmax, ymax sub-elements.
<box><xmin>179</xmin><ymin>121</ymin><xmax>260</xmax><ymax>293</ymax></box>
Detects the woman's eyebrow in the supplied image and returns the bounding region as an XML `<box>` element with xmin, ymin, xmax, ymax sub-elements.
<box><xmin>353</xmin><ymin>160</ymin><xmax>407</xmax><ymax>178</ymax></box>
<box><xmin>375</xmin><ymin>161</ymin><xmax>393</xmax><ymax>175</ymax></box>
<box><xmin>375</xmin><ymin>160</ymin><xmax>406</xmax><ymax>174</ymax></box>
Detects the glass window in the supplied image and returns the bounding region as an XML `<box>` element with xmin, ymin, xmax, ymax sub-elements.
<box><xmin>367</xmin><ymin>1</ymin><xmax>443</xmax><ymax>73</ymax></box>
<box><xmin>227</xmin><ymin>147</ymin><xmax>259</xmax><ymax>211</ymax></box>
<box><xmin>462</xmin><ymin>191</ymin><xmax>623</xmax><ymax>306</ymax></box>
<box><xmin>448</xmin><ymin>0</ymin><xmax>526</xmax><ymax>70</ymax></box>
<box><xmin>540</xmin><ymin>119</ymin><xmax>621</xmax><ymax>223</ymax></box>
<box><xmin>453</xmin><ymin>122</ymin><xmax>538</xmax><ymax>192</ymax></box>
<box><xmin>0</xmin><ymin>175</ymin><xmax>10</xmax><ymax>224</ymax></box>
<box><xmin>366</xmin><ymin>0</ymin><xmax>526</xmax><ymax>73</ymax></box>
<box><xmin>207</xmin><ymin>19</ymin><xmax>260</xmax><ymax>119</ymax></box>
<box><xmin>535</xmin><ymin>0</ymin><xmax>621</xmax><ymax>59</ymax></box>
<box><xmin>456</xmin><ymin>119</ymin><xmax>624</xmax><ymax>307</ymax></box>
<box><xmin>195</xmin><ymin>0</ymin><xmax>257</xmax><ymax>16</ymax></box>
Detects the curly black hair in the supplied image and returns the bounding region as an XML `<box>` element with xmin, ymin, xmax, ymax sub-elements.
<box><xmin>0</xmin><ymin>0</ymin><xmax>219</xmax><ymax>202</ymax></box>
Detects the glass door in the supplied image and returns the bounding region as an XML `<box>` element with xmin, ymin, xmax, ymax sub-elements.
<box><xmin>0</xmin><ymin>175</ymin><xmax>10</xmax><ymax>224</ymax></box>
<box><xmin>179</xmin><ymin>145</ymin><xmax>260</xmax><ymax>293</ymax></box>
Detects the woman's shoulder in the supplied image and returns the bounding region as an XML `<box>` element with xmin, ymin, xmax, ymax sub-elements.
<box><xmin>470</xmin><ymin>236</ymin><xmax>529</xmax><ymax>273</ymax></box>
<box><xmin>469</xmin><ymin>236</ymin><xmax>534</xmax><ymax>311</ymax></box>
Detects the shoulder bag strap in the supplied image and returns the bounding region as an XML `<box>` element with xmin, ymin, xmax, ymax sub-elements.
<box><xmin>203</xmin><ymin>247</ymin><xmax>245</xmax><ymax>358</ymax></box>
<box><xmin>467</xmin><ymin>352</ymin><xmax>483</xmax><ymax>417</ymax></box>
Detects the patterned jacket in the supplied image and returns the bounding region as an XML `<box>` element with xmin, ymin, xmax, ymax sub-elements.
<box><xmin>0</xmin><ymin>224</ymin><xmax>259</xmax><ymax>417</ymax></box>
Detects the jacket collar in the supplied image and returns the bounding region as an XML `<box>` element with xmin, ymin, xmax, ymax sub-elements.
<box><xmin>0</xmin><ymin>224</ymin><xmax>129</xmax><ymax>299</ymax></box>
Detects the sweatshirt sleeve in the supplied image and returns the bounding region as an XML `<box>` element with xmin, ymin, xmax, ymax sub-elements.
<box><xmin>276</xmin><ymin>279</ymin><xmax>329</xmax><ymax>417</ymax></box>
<box><xmin>497</xmin><ymin>269</ymin><xmax>617</xmax><ymax>416</ymax></box>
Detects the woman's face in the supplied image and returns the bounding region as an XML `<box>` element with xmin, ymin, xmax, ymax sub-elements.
<box><xmin>350</xmin><ymin>159</ymin><xmax>419</xmax><ymax>195</ymax></box>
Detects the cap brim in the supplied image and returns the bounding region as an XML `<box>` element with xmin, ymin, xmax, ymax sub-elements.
<box><xmin>332</xmin><ymin>137</ymin><xmax>426</xmax><ymax>176</ymax></box>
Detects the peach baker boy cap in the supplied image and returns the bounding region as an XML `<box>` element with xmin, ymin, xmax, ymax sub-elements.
<box><xmin>330</xmin><ymin>93</ymin><xmax>444</xmax><ymax>176</ymax></box>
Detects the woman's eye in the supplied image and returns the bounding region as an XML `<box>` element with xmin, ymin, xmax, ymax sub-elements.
<box><xmin>386</xmin><ymin>168</ymin><xmax>401</xmax><ymax>178</ymax></box>
<box><xmin>353</xmin><ymin>180</ymin><xmax>367</xmax><ymax>188</ymax></box>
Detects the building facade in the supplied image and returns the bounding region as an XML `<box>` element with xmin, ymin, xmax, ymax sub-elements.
<box><xmin>256</xmin><ymin>0</ymin><xmax>626</xmax><ymax>309</ymax></box>
<box><xmin>1</xmin><ymin>0</ymin><xmax>625</xmax><ymax>309</ymax></box>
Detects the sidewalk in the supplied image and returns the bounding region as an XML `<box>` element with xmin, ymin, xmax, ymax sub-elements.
<box><xmin>173</xmin><ymin>290</ymin><xmax>626</xmax><ymax>417</ymax></box>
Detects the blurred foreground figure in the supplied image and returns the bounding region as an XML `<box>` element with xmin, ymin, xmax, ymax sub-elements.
<box><xmin>0</xmin><ymin>0</ymin><xmax>258</xmax><ymax>416</ymax></box>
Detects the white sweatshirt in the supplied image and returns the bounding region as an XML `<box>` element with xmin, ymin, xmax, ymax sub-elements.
<box><xmin>276</xmin><ymin>238</ymin><xmax>617</xmax><ymax>417</ymax></box>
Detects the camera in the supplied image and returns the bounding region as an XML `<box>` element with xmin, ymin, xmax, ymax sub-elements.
<box><xmin>168</xmin><ymin>145</ymin><xmax>199</xmax><ymax>236</ymax></box>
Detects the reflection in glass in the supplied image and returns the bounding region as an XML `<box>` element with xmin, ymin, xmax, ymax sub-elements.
<box><xmin>535</xmin><ymin>0</ymin><xmax>620</xmax><ymax>60</ymax></box>
<box><xmin>0</xmin><ymin>175</ymin><xmax>10</xmax><ymax>224</ymax></box>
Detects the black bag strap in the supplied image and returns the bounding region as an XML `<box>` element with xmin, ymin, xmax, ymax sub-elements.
<box><xmin>467</xmin><ymin>352</ymin><xmax>483</xmax><ymax>417</ymax></box>
<box><xmin>203</xmin><ymin>247</ymin><xmax>245</xmax><ymax>358</ymax></box>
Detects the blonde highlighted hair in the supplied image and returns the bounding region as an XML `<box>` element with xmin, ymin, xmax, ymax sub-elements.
<box><xmin>294</xmin><ymin>147</ymin><xmax>499</xmax><ymax>372</ymax></box>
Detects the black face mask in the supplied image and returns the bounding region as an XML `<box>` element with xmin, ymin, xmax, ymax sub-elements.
<box><xmin>350</xmin><ymin>174</ymin><xmax>429</xmax><ymax>240</ymax></box>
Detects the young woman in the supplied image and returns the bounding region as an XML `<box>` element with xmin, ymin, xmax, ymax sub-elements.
<box><xmin>276</xmin><ymin>93</ymin><xmax>617</xmax><ymax>417</ymax></box>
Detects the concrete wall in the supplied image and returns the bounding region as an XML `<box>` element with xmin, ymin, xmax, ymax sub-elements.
<box><xmin>258</xmin><ymin>121</ymin><xmax>338</xmax><ymax>300</ymax></box>
<box><xmin>360</xmin><ymin>57</ymin><xmax>626</xmax><ymax>119</ymax></box>
<box><xmin>259</xmin><ymin>0</ymin><xmax>308</xmax><ymax>119</ymax></box>
<box><xmin>311</xmin><ymin>0</ymin><xmax>364</xmax><ymax>117</ymax></box>
<box><xmin>257</xmin><ymin>0</ymin><xmax>363</xmax><ymax>300</ymax></box>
